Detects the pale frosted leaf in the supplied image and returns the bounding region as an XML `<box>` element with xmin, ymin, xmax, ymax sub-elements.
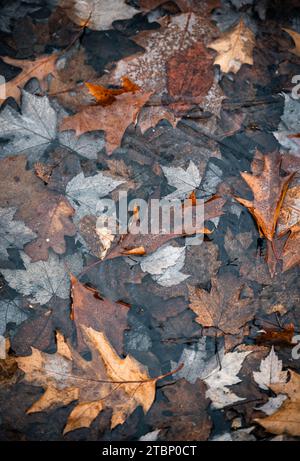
<box><xmin>0</xmin><ymin>207</ymin><xmax>36</xmax><ymax>260</ymax></box>
<box><xmin>253</xmin><ymin>347</ymin><xmax>287</xmax><ymax>391</ymax></box>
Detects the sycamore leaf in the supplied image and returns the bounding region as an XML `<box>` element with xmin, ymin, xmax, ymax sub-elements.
<box><xmin>253</xmin><ymin>347</ymin><xmax>287</xmax><ymax>391</ymax></box>
<box><xmin>0</xmin><ymin>91</ymin><xmax>104</xmax><ymax>161</ymax></box>
<box><xmin>0</xmin><ymin>207</ymin><xmax>36</xmax><ymax>261</ymax></box>
<box><xmin>188</xmin><ymin>274</ymin><xmax>256</xmax><ymax>335</ymax></box>
<box><xmin>16</xmin><ymin>326</ymin><xmax>163</xmax><ymax>433</ymax></box>
<box><xmin>60</xmin><ymin>91</ymin><xmax>152</xmax><ymax>154</ymax></box>
<box><xmin>66</xmin><ymin>171</ymin><xmax>125</xmax><ymax>220</ymax></box>
<box><xmin>0</xmin><ymin>299</ymin><xmax>28</xmax><ymax>336</ymax></box>
<box><xmin>1</xmin><ymin>252</ymin><xmax>83</xmax><ymax>305</ymax></box>
<box><xmin>162</xmin><ymin>161</ymin><xmax>201</xmax><ymax>200</ymax></box>
<box><xmin>208</xmin><ymin>19</ymin><xmax>255</xmax><ymax>74</ymax></box>
<box><xmin>236</xmin><ymin>152</ymin><xmax>294</xmax><ymax>241</ymax></box>
<box><xmin>255</xmin><ymin>370</ymin><xmax>300</xmax><ymax>436</ymax></box>
<box><xmin>283</xmin><ymin>28</ymin><xmax>300</xmax><ymax>56</ymax></box>
<box><xmin>0</xmin><ymin>54</ymin><xmax>58</xmax><ymax>103</ymax></box>
<box><xmin>60</xmin><ymin>0</ymin><xmax>139</xmax><ymax>31</ymax></box>
<box><xmin>70</xmin><ymin>275</ymin><xmax>129</xmax><ymax>355</ymax></box>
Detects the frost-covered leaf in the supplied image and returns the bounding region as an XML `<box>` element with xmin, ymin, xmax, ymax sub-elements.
<box><xmin>274</xmin><ymin>94</ymin><xmax>300</xmax><ymax>155</ymax></box>
<box><xmin>162</xmin><ymin>161</ymin><xmax>201</xmax><ymax>200</ymax></box>
<box><xmin>1</xmin><ymin>252</ymin><xmax>83</xmax><ymax>305</ymax></box>
<box><xmin>66</xmin><ymin>171</ymin><xmax>125</xmax><ymax>220</ymax></box>
<box><xmin>253</xmin><ymin>347</ymin><xmax>287</xmax><ymax>391</ymax></box>
<box><xmin>0</xmin><ymin>91</ymin><xmax>104</xmax><ymax>161</ymax></box>
<box><xmin>0</xmin><ymin>299</ymin><xmax>28</xmax><ymax>336</ymax></box>
<box><xmin>139</xmin><ymin>429</ymin><xmax>160</xmax><ymax>442</ymax></box>
<box><xmin>0</xmin><ymin>207</ymin><xmax>36</xmax><ymax>261</ymax></box>
<box><xmin>203</xmin><ymin>349</ymin><xmax>251</xmax><ymax>409</ymax></box>
<box><xmin>140</xmin><ymin>245</ymin><xmax>189</xmax><ymax>287</ymax></box>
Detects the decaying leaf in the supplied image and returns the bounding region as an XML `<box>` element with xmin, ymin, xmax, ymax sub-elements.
<box><xmin>60</xmin><ymin>91</ymin><xmax>152</xmax><ymax>154</ymax></box>
<box><xmin>0</xmin><ymin>207</ymin><xmax>36</xmax><ymax>261</ymax></box>
<box><xmin>17</xmin><ymin>326</ymin><xmax>163</xmax><ymax>433</ymax></box>
<box><xmin>1</xmin><ymin>252</ymin><xmax>82</xmax><ymax>305</ymax></box>
<box><xmin>236</xmin><ymin>152</ymin><xmax>294</xmax><ymax>241</ymax></box>
<box><xmin>0</xmin><ymin>299</ymin><xmax>28</xmax><ymax>337</ymax></box>
<box><xmin>0</xmin><ymin>54</ymin><xmax>58</xmax><ymax>103</ymax></box>
<box><xmin>70</xmin><ymin>275</ymin><xmax>129</xmax><ymax>355</ymax></box>
<box><xmin>85</xmin><ymin>77</ymin><xmax>140</xmax><ymax>106</ymax></box>
<box><xmin>203</xmin><ymin>349</ymin><xmax>251</xmax><ymax>409</ymax></box>
<box><xmin>255</xmin><ymin>370</ymin><xmax>300</xmax><ymax>436</ymax></box>
<box><xmin>283</xmin><ymin>28</ymin><xmax>300</xmax><ymax>56</ymax></box>
<box><xmin>0</xmin><ymin>91</ymin><xmax>104</xmax><ymax>161</ymax></box>
<box><xmin>253</xmin><ymin>347</ymin><xmax>287</xmax><ymax>391</ymax></box>
<box><xmin>208</xmin><ymin>20</ymin><xmax>255</xmax><ymax>74</ymax></box>
<box><xmin>60</xmin><ymin>0</ymin><xmax>139</xmax><ymax>31</ymax></box>
<box><xmin>188</xmin><ymin>274</ymin><xmax>256</xmax><ymax>335</ymax></box>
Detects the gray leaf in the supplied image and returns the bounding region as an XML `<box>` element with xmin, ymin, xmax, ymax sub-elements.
<box><xmin>0</xmin><ymin>207</ymin><xmax>36</xmax><ymax>261</ymax></box>
<box><xmin>1</xmin><ymin>252</ymin><xmax>83</xmax><ymax>305</ymax></box>
<box><xmin>0</xmin><ymin>299</ymin><xmax>28</xmax><ymax>336</ymax></box>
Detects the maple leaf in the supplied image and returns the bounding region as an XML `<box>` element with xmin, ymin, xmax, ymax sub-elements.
<box><xmin>236</xmin><ymin>152</ymin><xmax>294</xmax><ymax>241</ymax></box>
<box><xmin>283</xmin><ymin>28</ymin><xmax>300</xmax><ymax>56</ymax></box>
<box><xmin>16</xmin><ymin>326</ymin><xmax>174</xmax><ymax>433</ymax></box>
<box><xmin>70</xmin><ymin>275</ymin><xmax>129</xmax><ymax>355</ymax></box>
<box><xmin>188</xmin><ymin>274</ymin><xmax>256</xmax><ymax>335</ymax></box>
<box><xmin>208</xmin><ymin>19</ymin><xmax>255</xmax><ymax>74</ymax></box>
<box><xmin>203</xmin><ymin>349</ymin><xmax>252</xmax><ymax>409</ymax></box>
<box><xmin>255</xmin><ymin>370</ymin><xmax>300</xmax><ymax>436</ymax></box>
<box><xmin>60</xmin><ymin>90</ymin><xmax>152</xmax><ymax>154</ymax></box>
<box><xmin>0</xmin><ymin>91</ymin><xmax>104</xmax><ymax>161</ymax></box>
<box><xmin>0</xmin><ymin>54</ymin><xmax>58</xmax><ymax>103</ymax></box>
<box><xmin>253</xmin><ymin>347</ymin><xmax>287</xmax><ymax>391</ymax></box>
<box><xmin>1</xmin><ymin>252</ymin><xmax>83</xmax><ymax>305</ymax></box>
<box><xmin>60</xmin><ymin>0</ymin><xmax>139</xmax><ymax>31</ymax></box>
<box><xmin>162</xmin><ymin>161</ymin><xmax>201</xmax><ymax>200</ymax></box>
<box><xmin>0</xmin><ymin>207</ymin><xmax>36</xmax><ymax>261</ymax></box>
<box><xmin>0</xmin><ymin>299</ymin><xmax>28</xmax><ymax>337</ymax></box>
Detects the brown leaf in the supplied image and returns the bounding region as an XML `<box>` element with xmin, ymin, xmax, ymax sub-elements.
<box><xmin>70</xmin><ymin>275</ymin><xmax>129</xmax><ymax>355</ymax></box>
<box><xmin>282</xmin><ymin>230</ymin><xmax>300</xmax><ymax>272</ymax></box>
<box><xmin>0</xmin><ymin>54</ymin><xmax>58</xmax><ymax>103</ymax></box>
<box><xmin>16</xmin><ymin>326</ymin><xmax>165</xmax><ymax>433</ymax></box>
<box><xmin>236</xmin><ymin>152</ymin><xmax>294</xmax><ymax>241</ymax></box>
<box><xmin>25</xmin><ymin>198</ymin><xmax>76</xmax><ymax>262</ymax></box>
<box><xmin>188</xmin><ymin>274</ymin><xmax>256</xmax><ymax>335</ymax></box>
<box><xmin>60</xmin><ymin>91</ymin><xmax>152</xmax><ymax>154</ymax></box>
<box><xmin>255</xmin><ymin>370</ymin><xmax>300</xmax><ymax>436</ymax></box>
<box><xmin>208</xmin><ymin>20</ymin><xmax>255</xmax><ymax>74</ymax></box>
<box><xmin>256</xmin><ymin>323</ymin><xmax>295</xmax><ymax>346</ymax></box>
<box><xmin>146</xmin><ymin>378</ymin><xmax>212</xmax><ymax>441</ymax></box>
<box><xmin>166</xmin><ymin>41</ymin><xmax>214</xmax><ymax>114</ymax></box>
<box><xmin>140</xmin><ymin>0</ymin><xmax>221</xmax><ymax>15</ymax></box>
<box><xmin>283</xmin><ymin>28</ymin><xmax>300</xmax><ymax>56</ymax></box>
<box><xmin>85</xmin><ymin>77</ymin><xmax>140</xmax><ymax>106</ymax></box>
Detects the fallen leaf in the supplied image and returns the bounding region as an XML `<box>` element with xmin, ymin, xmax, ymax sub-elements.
<box><xmin>0</xmin><ymin>54</ymin><xmax>58</xmax><ymax>103</ymax></box>
<box><xmin>0</xmin><ymin>207</ymin><xmax>36</xmax><ymax>261</ymax></box>
<box><xmin>255</xmin><ymin>370</ymin><xmax>300</xmax><ymax>436</ymax></box>
<box><xmin>256</xmin><ymin>324</ymin><xmax>295</xmax><ymax>346</ymax></box>
<box><xmin>0</xmin><ymin>299</ymin><xmax>28</xmax><ymax>337</ymax></box>
<box><xmin>162</xmin><ymin>161</ymin><xmax>201</xmax><ymax>200</ymax></box>
<box><xmin>278</xmin><ymin>185</ymin><xmax>300</xmax><ymax>235</ymax></box>
<box><xmin>253</xmin><ymin>347</ymin><xmax>287</xmax><ymax>391</ymax></box>
<box><xmin>60</xmin><ymin>91</ymin><xmax>152</xmax><ymax>154</ymax></box>
<box><xmin>60</xmin><ymin>0</ymin><xmax>139</xmax><ymax>31</ymax></box>
<box><xmin>17</xmin><ymin>326</ymin><xmax>166</xmax><ymax>433</ymax></box>
<box><xmin>274</xmin><ymin>94</ymin><xmax>300</xmax><ymax>155</ymax></box>
<box><xmin>236</xmin><ymin>152</ymin><xmax>294</xmax><ymax>241</ymax></box>
<box><xmin>166</xmin><ymin>41</ymin><xmax>214</xmax><ymax>114</ymax></box>
<box><xmin>283</xmin><ymin>28</ymin><xmax>300</xmax><ymax>56</ymax></box>
<box><xmin>1</xmin><ymin>252</ymin><xmax>82</xmax><ymax>305</ymax></box>
<box><xmin>24</xmin><ymin>198</ymin><xmax>76</xmax><ymax>262</ymax></box>
<box><xmin>203</xmin><ymin>349</ymin><xmax>251</xmax><ymax>409</ymax></box>
<box><xmin>85</xmin><ymin>76</ymin><xmax>140</xmax><ymax>106</ymax></box>
<box><xmin>0</xmin><ymin>91</ymin><xmax>104</xmax><ymax>161</ymax></box>
<box><xmin>188</xmin><ymin>274</ymin><xmax>256</xmax><ymax>335</ymax></box>
<box><xmin>208</xmin><ymin>20</ymin><xmax>255</xmax><ymax>74</ymax></box>
<box><xmin>70</xmin><ymin>275</ymin><xmax>129</xmax><ymax>355</ymax></box>
<box><xmin>282</xmin><ymin>230</ymin><xmax>300</xmax><ymax>272</ymax></box>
